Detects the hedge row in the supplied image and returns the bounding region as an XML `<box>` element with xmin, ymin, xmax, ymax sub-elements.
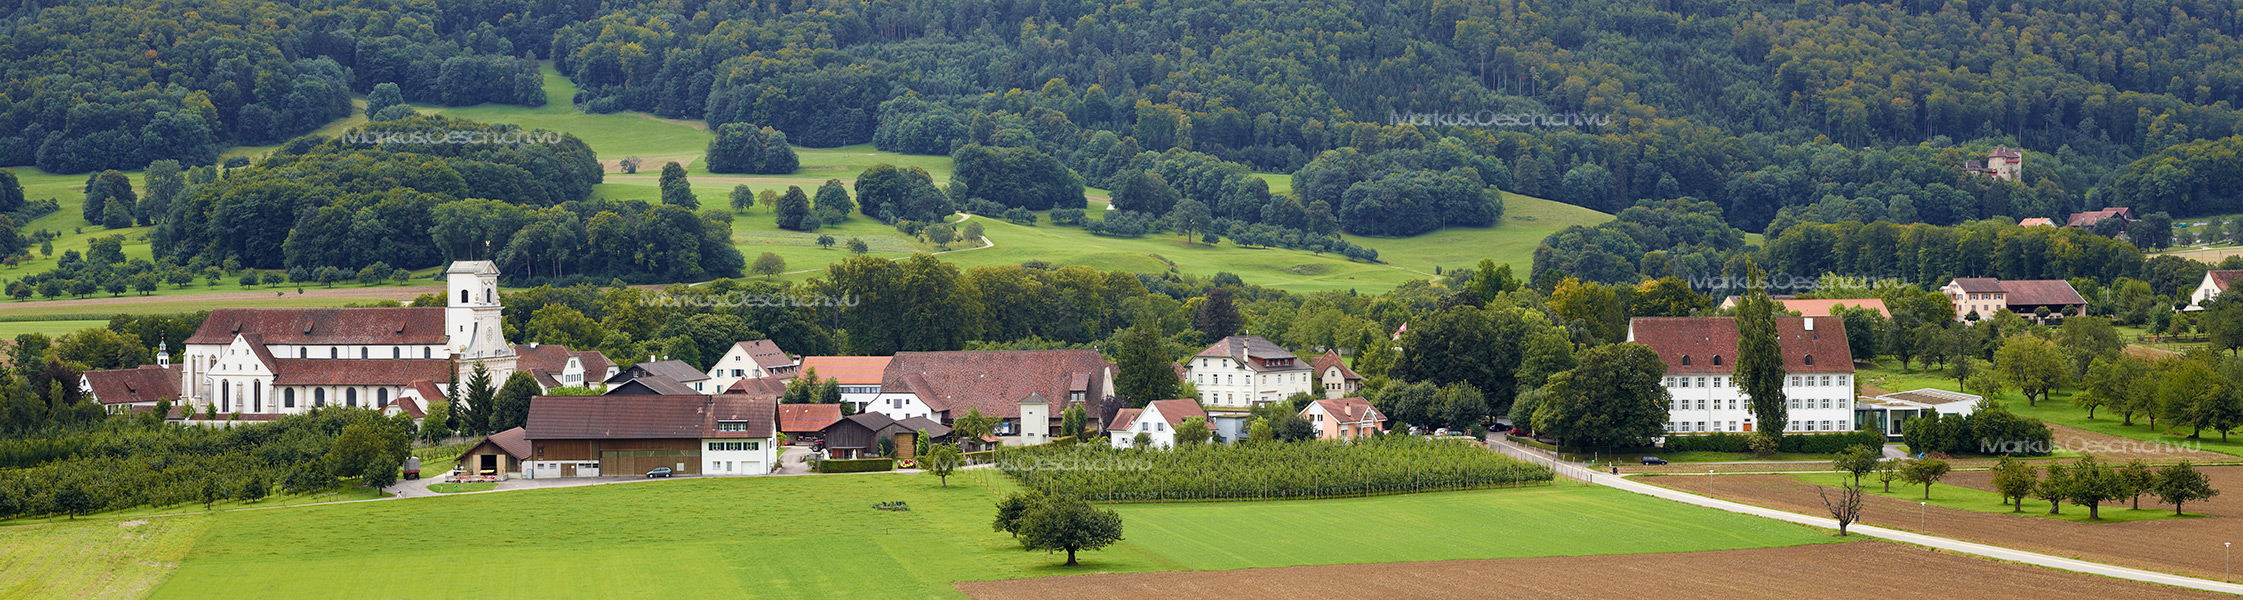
<box><xmin>816</xmin><ymin>458</ymin><xmax>896</xmax><ymax>473</ymax></box>
<box><xmin>1662</xmin><ymin>431</ymin><xmax>1884</xmax><ymax>454</ymax></box>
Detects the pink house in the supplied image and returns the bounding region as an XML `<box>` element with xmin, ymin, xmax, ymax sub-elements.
<box><xmin>1300</xmin><ymin>397</ymin><xmax>1385</xmax><ymax>440</ymax></box>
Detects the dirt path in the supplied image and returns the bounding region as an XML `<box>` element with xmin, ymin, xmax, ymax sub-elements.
<box><xmin>0</xmin><ymin>286</ymin><xmax>442</xmax><ymax>311</ymax></box>
<box><xmin>958</xmin><ymin>542</ymin><xmax>2229</xmax><ymax>599</ymax></box>
<box><xmin>1648</xmin><ymin>466</ymin><xmax>2243</xmax><ymax>581</ymax></box>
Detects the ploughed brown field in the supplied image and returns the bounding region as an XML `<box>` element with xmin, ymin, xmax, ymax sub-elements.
<box><xmin>1620</xmin><ymin>423</ymin><xmax>2230</xmax><ymax>474</ymax></box>
<box><xmin>958</xmin><ymin>542</ymin><xmax>2227</xmax><ymax>599</ymax></box>
<box><xmin>1651</xmin><ymin>466</ymin><xmax>2242</xmax><ymax>580</ymax></box>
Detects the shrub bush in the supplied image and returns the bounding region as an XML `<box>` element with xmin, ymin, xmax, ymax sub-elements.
<box><xmin>815</xmin><ymin>458</ymin><xmax>896</xmax><ymax>473</ymax></box>
<box><xmin>1663</xmin><ymin>431</ymin><xmax>1883</xmax><ymax>454</ymax></box>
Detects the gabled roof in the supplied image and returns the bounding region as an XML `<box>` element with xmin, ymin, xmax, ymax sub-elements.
<box><xmin>1947</xmin><ymin>277</ymin><xmax>2006</xmax><ymax>294</ymax></box>
<box><xmin>1143</xmin><ymin>399</ymin><xmax>1208</xmax><ymax>428</ymax></box>
<box><xmin>1305</xmin><ymin>397</ymin><xmax>1383</xmax><ymax>424</ymax></box>
<box><xmin>795</xmin><ymin>356</ymin><xmax>891</xmax><ymax>385</ymax></box>
<box><xmin>726</xmin><ymin>375</ymin><xmax>789</xmax><ymax>397</ymax></box>
<box><xmin>734</xmin><ymin>340</ymin><xmax>795</xmax><ymax>370</ymax></box>
<box><xmin>1107</xmin><ymin>408</ymin><xmax>1143</xmax><ymax>432</ymax></box>
<box><xmin>512</xmin><ymin>343</ymin><xmax>577</xmax><ymax>374</ymax></box>
<box><xmin>2064</xmin><ymin>207</ymin><xmax>2135</xmax><ymax>228</ymax></box>
<box><xmin>387</xmin><ymin>395</ymin><xmax>427</xmax><ymax>418</ymax></box>
<box><xmin>777</xmin><ymin>404</ymin><xmax>843</xmax><ymax>433</ymax></box>
<box><xmin>476</xmin><ymin>427</ymin><xmax>533</xmax><ymax>459</ymax></box>
<box><xmin>608</xmin><ymin>359</ymin><xmax>708</xmax><ymax>384</ymax></box>
<box><xmin>446</xmin><ymin>260</ymin><xmax>500</xmax><ymax>275</ymax></box>
<box><xmin>1310</xmin><ymin>350</ymin><xmax>1361</xmax><ymax>381</ymax></box>
<box><xmin>881</xmin><ymin>350</ymin><xmax>1110</xmax><ymax>418</ymax></box>
<box><xmin>82</xmin><ymin>365</ymin><xmax>180</xmax><ymax>404</ymax></box>
<box><xmin>408</xmin><ymin>379</ymin><xmax>448</xmax><ymax>403</ymax></box>
<box><xmin>1774</xmin><ymin>298</ymin><xmax>1889</xmax><ymax>318</ymax></box>
<box><xmin>270</xmin><ymin>359</ymin><xmax>453</xmax><ymax>386</ymax></box>
<box><xmin>573</xmin><ymin>351</ymin><xmax>615</xmax><ymax>379</ymax></box>
<box><xmin>2018</xmin><ymin>217</ymin><xmax>2056</xmax><ymax>227</ymax></box>
<box><xmin>2211</xmin><ymin>270</ymin><xmax>2243</xmax><ymax>292</ymax></box>
<box><xmin>1997</xmin><ymin>279</ymin><xmax>2087</xmax><ymax>307</ymax></box>
<box><xmin>1988</xmin><ymin>146</ymin><xmax>2022</xmax><ymax>159</ymax></box>
<box><xmin>187</xmin><ymin>308</ymin><xmax>448</xmax><ymax>345</ymax></box>
<box><xmin>606</xmin><ymin>376</ymin><xmax>700</xmax><ymax>396</ymax></box>
<box><xmin>1194</xmin><ymin>336</ymin><xmax>1306</xmax><ymax>371</ymax></box>
<box><xmin>524</xmin><ymin>395</ymin><xmax>775</xmax><ymax>440</ymax></box>
<box><xmin>1627</xmin><ymin>316</ymin><xmax>1855</xmax><ymax>374</ymax></box>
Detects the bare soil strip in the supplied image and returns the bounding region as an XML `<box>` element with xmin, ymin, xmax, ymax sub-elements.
<box><xmin>1651</xmin><ymin>466</ymin><xmax>2242</xmax><ymax>581</ymax></box>
<box><xmin>958</xmin><ymin>542</ymin><xmax>2229</xmax><ymax>599</ymax></box>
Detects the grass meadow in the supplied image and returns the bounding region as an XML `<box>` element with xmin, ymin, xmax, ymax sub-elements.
<box><xmin>2</xmin><ymin>470</ymin><xmax>1838</xmax><ymax>599</ymax></box>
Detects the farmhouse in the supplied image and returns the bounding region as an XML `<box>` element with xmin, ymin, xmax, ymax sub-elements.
<box><xmin>705</xmin><ymin>340</ymin><xmax>799</xmax><ymax>391</ymax></box>
<box><xmin>606</xmin><ymin>359</ymin><xmax>714</xmax><ymax>393</ymax></box>
<box><xmin>2064</xmin><ymin>206</ymin><xmax>2136</xmax><ymax>229</ymax></box>
<box><xmin>1309</xmin><ymin>350</ymin><xmax>1362</xmax><ymax>399</ymax></box>
<box><xmin>80</xmin><ymin>363</ymin><xmax>181</xmax><ymax>414</ymax></box>
<box><xmin>1300</xmin><ymin>397</ymin><xmax>1385</xmax><ymax>440</ymax></box>
<box><xmin>1939</xmin><ymin>278</ymin><xmax>2086</xmax><ymax>322</ymax></box>
<box><xmin>1106</xmin><ymin>399</ymin><xmax>1209</xmax><ymax>448</ymax></box>
<box><xmin>2187</xmin><ymin>270</ymin><xmax>2243</xmax><ymax>311</ymax></box>
<box><xmin>521</xmin><ymin>394</ymin><xmax>779</xmax><ymax>477</ymax></box>
<box><xmin>861</xmin><ymin>350</ymin><xmax>1111</xmax><ymax>442</ymax></box>
<box><xmin>1962</xmin><ymin>146</ymin><xmax>2022</xmax><ymax>181</ymax></box>
<box><xmin>514</xmin><ymin>343</ymin><xmax>615</xmax><ymax>393</ymax></box>
<box><xmin>1627</xmin><ymin>316</ymin><xmax>1857</xmax><ymax>435</ymax></box>
<box><xmin>168</xmin><ymin>260</ymin><xmax>517</xmax><ymax>416</ymax></box>
<box><xmin>819</xmin><ymin>412</ymin><xmax>952</xmax><ymax>459</ymax></box>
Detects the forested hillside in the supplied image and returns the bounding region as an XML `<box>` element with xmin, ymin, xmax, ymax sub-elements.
<box><xmin>8</xmin><ymin>0</ymin><xmax>2243</xmax><ymax>240</ymax></box>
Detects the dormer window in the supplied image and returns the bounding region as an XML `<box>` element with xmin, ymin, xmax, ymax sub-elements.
<box><xmin>1803</xmin><ymin>354</ymin><xmax>1815</xmax><ymax>366</ymax></box>
<box><xmin>1680</xmin><ymin>355</ymin><xmax>1692</xmax><ymax>366</ymax></box>
<box><xmin>1712</xmin><ymin>355</ymin><xmax>1723</xmax><ymax>366</ymax></box>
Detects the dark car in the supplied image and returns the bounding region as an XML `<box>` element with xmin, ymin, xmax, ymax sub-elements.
<box><xmin>1640</xmin><ymin>456</ymin><xmax>1669</xmax><ymax>465</ymax></box>
<box><xmin>646</xmin><ymin>467</ymin><xmax>674</xmax><ymax>478</ymax></box>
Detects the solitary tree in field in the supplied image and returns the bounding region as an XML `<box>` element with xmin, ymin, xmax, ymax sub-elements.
<box><xmin>1899</xmin><ymin>457</ymin><xmax>1951</xmax><ymax>500</ymax></box>
<box><xmin>2154</xmin><ymin>461</ymin><xmax>2221</xmax><ymax>516</ymax></box>
<box><xmin>1819</xmin><ymin>479</ymin><xmax>1866</xmax><ymax>536</ymax></box>
<box><xmin>659</xmin><ymin>162</ymin><xmax>697</xmax><ymax>208</ymax></box>
<box><xmin>922</xmin><ymin>444</ymin><xmax>962</xmax><ymax>487</ymax></box>
<box><xmin>1831</xmin><ymin>445</ymin><xmax>1880</xmax><ymax>488</ymax></box>
<box><xmin>2062</xmin><ymin>456</ymin><xmax>2127</xmax><ymax>519</ymax></box>
<box><xmin>846</xmin><ymin>237</ymin><xmax>869</xmax><ymax>255</ymax></box>
<box><xmin>816</xmin><ymin>234</ymin><xmax>835</xmax><ymax>249</ymax></box>
<box><xmin>1991</xmin><ymin>457</ymin><xmax>2038</xmax><ymax>511</ymax></box>
<box><xmin>1017</xmin><ymin>494</ymin><xmax>1124</xmax><ymax>566</ymax></box>
<box><xmin>752</xmin><ymin>252</ymin><xmax>786</xmax><ymax>278</ymax></box>
<box><xmin>730</xmin><ymin>184</ymin><xmax>755</xmax><ymax>211</ymax></box>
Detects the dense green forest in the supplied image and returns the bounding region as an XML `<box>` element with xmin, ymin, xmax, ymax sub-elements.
<box><xmin>9</xmin><ymin>0</ymin><xmax>2243</xmax><ymax>237</ymax></box>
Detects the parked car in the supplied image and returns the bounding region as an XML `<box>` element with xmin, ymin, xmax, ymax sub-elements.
<box><xmin>1639</xmin><ymin>456</ymin><xmax>1669</xmax><ymax>465</ymax></box>
<box><xmin>646</xmin><ymin>467</ymin><xmax>674</xmax><ymax>478</ymax></box>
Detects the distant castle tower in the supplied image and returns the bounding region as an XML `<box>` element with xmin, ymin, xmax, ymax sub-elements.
<box><xmin>1967</xmin><ymin>146</ymin><xmax>2023</xmax><ymax>182</ymax></box>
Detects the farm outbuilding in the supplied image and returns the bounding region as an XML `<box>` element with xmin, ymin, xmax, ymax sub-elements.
<box><xmin>522</xmin><ymin>394</ymin><xmax>779</xmax><ymax>477</ymax></box>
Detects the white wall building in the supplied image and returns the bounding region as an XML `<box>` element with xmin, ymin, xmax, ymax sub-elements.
<box><xmin>1107</xmin><ymin>399</ymin><xmax>1209</xmax><ymax>449</ymax></box>
<box><xmin>2188</xmin><ymin>270</ymin><xmax>2243</xmax><ymax>311</ymax></box>
<box><xmin>705</xmin><ymin>340</ymin><xmax>798</xmax><ymax>391</ymax></box>
<box><xmin>1185</xmin><ymin>336</ymin><xmax>1311</xmax><ymax>409</ymax></box>
<box><xmin>1628</xmin><ymin>316</ymin><xmax>1858</xmax><ymax>436</ymax></box>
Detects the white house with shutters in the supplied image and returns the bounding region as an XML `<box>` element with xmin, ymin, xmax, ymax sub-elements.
<box><xmin>1628</xmin><ymin>316</ymin><xmax>1859</xmax><ymax>436</ymax></box>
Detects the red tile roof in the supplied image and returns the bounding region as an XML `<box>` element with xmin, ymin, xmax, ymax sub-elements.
<box><xmin>409</xmin><ymin>379</ymin><xmax>448</xmax><ymax>403</ymax></box>
<box><xmin>524</xmin><ymin>395</ymin><xmax>776</xmax><ymax>439</ymax></box>
<box><xmin>2211</xmin><ymin>270</ymin><xmax>2243</xmax><ymax>292</ymax></box>
<box><xmin>1305</xmin><ymin>397</ymin><xmax>1383</xmax><ymax>424</ymax></box>
<box><xmin>881</xmin><ymin>350</ymin><xmax>1110</xmax><ymax>419</ymax></box>
<box><xmin>1310</xmin><ymin>350</ymin><xmax>1361</xmax><ymax>381</ymax></box>
<box><xmin>1195</xmin><ymin>336</ymin><xmax>1307</xmax><ymax>372</ymax></box>
<box><xmin>605</xmin><ymin>376</ymin><xmax>701</xmax><ymax>396</ymax></box>
<box><xmin>82</xmin><ymin>365</ymin><xmax>180</xmax><ymax>405</ymax></box>
<box><xmin>796</xmin><ymin>356</ymin><xmax>891</xmax><ymax>385</ymax></box>
<box><xmin>607</xmin><ymin>360</ymin><xmax>707</xmax><ymax>384</ymax></box>
<box><xmin>512</xmin><ymin>343</ymin><xmax>577</xmax><ymax>373</ymax></box>
<box><xmin>1106</xmin><ymin>408</ymin><xmax>1143</xmax><ymax>432</ymax></box>
<box><xmin>187</xmin><ymin>308</ymin><xmax>448</xmax><ymax>345</ymax></box>
<box><xmin>735</xmin><ymin>340</ymin><xmax>794</xmax><ymax>370</ymax></box>
<box><xmin>2018</xmin><ymin>217</ymin><xmax>2056</xmax><ymax>227</ymax></box>
<box><xmin>1948</xmin><ymin>277</ymin><xmax>2006</xmax><ymax>294</ymax></box>
<box><xmin>2064</xmin><ymin>207</ymin><xmax>2135</xmax><ymax>228</ymax></box>
<box><xmin>1774</xmin><ymin>298</ymin><xmax>1889</xmax><ymax>318</ymax></box>
<box><xmin>726</xmin><ymin>375</ymin><xmax>789</xmax><ymax>397</ymax></box>
<box><xmin>1628</xmin><ymin>316</ymin><xmax>1855</xmax><ymax>374</ymax></box>
<box><xmin>1996</xmin><ymin>279</ymin><xmax>2087</xmax><ymax>307</ymax></box>
<box><xmin>1144</xmin><ymin>399</ymin><xmax>1208</xmax><ymax>428</ymax></box>
<box><xmin>460</xmin><ymin>427</ymin><xmax>532</xmax><ymax>460</ymax></box>
<box><xmin>270</xmin><ymin>359</ymin><xmax>454</xmax><ymax>386</ymax></box>
<box><xmin>777</xmin><ymin>404</ymin><xmax>843</xmax><ymax>433</ymax></box>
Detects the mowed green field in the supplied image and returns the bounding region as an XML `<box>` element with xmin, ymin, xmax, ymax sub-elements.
<box><xmin>0</xmin><ymin>471</ymin><xmax>1840</xmax><ymax>599</ymax></box>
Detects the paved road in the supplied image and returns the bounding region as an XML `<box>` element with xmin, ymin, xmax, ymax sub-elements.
<box><xmin>1486</xmin><ymin>437</ymin><xmax>2243</xmax><ymax>595</ymax></box>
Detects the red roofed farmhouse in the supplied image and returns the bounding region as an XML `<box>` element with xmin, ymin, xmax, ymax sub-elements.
<box><xmin>1939</xmin><ymin>278</ymin><xmax>2086</xmax><ymax>322</ymax></box>
<box><xmin>1626</xmin><ymin>316</ymin><xmax>1856</xmax><ymax>435</ymax></box>
<box><xmin>80</xmin><ymin>364</ymin><xmax>181</xmax><ymax>414</ymax></box>
<box><xmin>2188</xmin><ymin>270</ymin><xmax>2243</xmax><ymax>311</ymax></box>
<box><xmin>522</xmin><ymin>394</ymin><xmax>779</xmax><ymax>477</ymax></box>
<box><xmin>1106</xmin><ymin>398</ymin><xmax>1209</xmax><ymax>448</ymax></box>
<box><xmin>862</xmin><ymin>350</ymin><xmax>1113</xmax><ymax>443</ymax></box>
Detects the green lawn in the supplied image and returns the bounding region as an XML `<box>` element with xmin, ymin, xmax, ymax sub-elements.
<box><xmin>5</xmin><ymin>470</ymin><xmax>1842</xmax><ymax>599</ymax></box>
<box><xmin>1790</xmin><ymin>472</ymin><xmax>2188</xmax><ymax>524</ymax></box>
<box><xmin>427</xmin><ymin>482</ymin><xmax>497</xmax><ymax>494</ymax></box>
<box><xmin>1857</xmin><ymin>359</ymin><xmax>2243</xmax><ymax>459</ymax></box>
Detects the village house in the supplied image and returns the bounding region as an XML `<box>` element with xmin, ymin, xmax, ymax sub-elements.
<box><xmin>520</xmin><ymin>394</ymin><xmax>779</xmax><ymax>477</ymax></box>
<box><xmin>704</xmin><ymin>340</ymin><xmax>799</xmax><ymax>391</ymax></box>
<box><xmin>817</xmin><ymin>412</ymin><xmax>951</xmax><ymax>460</ymax></box>
<box><xmin>80</xmin><ymin>363</ymin><xmax>180</xmax><ymax>415</ymax></box>
<box><xmin>513</xmin><ymin>343</ymin><xmax>615</xmax><ymax>393</ymax></box>
<box><xmin>858</xmin><ymin>350</ymin><xmax>1112</xmax><ymax>443</ymax></box>
<box><xmin>785</xmin><ymin>356</ymin><xmax>892</xmax><ymax>410</ymax></box>
<box><xmin>1939</xmin><ymin>278</ymin><xmax>2086</xmax><ymax>322</ymax></box>
<box><xmin>1106</xmin><ymin>399</ymin><xmax>1209</xmax><ymax>448</ymax></box>
<box><xmin>2187</xmin><ymin>270</ymin><xmax>2243</xmax><ymax>310</ymax></box>
<box><xmin>1309</xmin><ymin>350</ymin><xmax>1362</xmax><ymax>399</ymax></box>
<box><xmin>1627</xmin><ymin>316</ymin><xmax>1858</xmax><ymax>436</ymax></box>
<box><xmin>605</xmin><ymin>359</ymin><xmax>713</xmax><ymax>393</ymax></box>
<box><xmin>1962</xmin><ymin>146</ymin><xmax>2023</xmax><ymax>181</ymax></box>
<box><xmin>1300</xmin><ymin>397</ymin><xmax>1385</xmax><ymax>440</ymax></box>
<box><xmin>161</xmin><ymin>261</ymin><xmax>515</xmax><ymax>418</ymax></box>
